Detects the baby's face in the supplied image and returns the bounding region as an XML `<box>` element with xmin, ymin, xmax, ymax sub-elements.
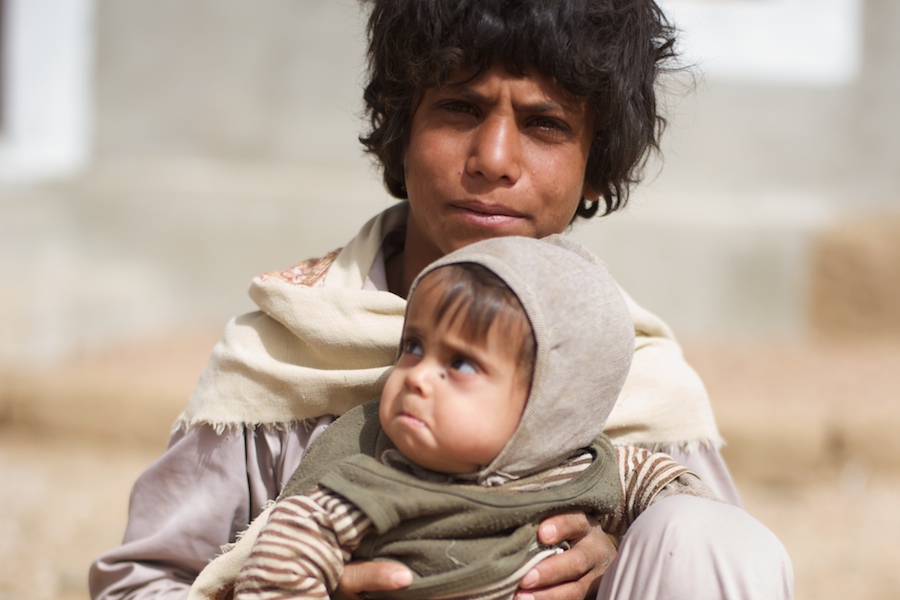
<box><xmin>379</xmin><ymin>282</ymin><xmax>529</xmax><ymax>474</ymax></box>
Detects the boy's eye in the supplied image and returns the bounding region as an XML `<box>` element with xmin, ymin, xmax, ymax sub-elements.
<box><xmin>439</xmin><ymin>100</ymin><xmax>477</xmax><ymax>115</ymax></box>
<box><xmin>528</xmin><ymin>116</ymin><xmax>573</xmax><ymax>138</ymax></box>
<box><xmin>533</xmin><ymin>117</ymin><xmax>562</xmax><ymax>129</ymax></box>
<box><xmin>451</xmin><ymin>358</ymin><xmax>478</xmax><ymax>375</ymax></box>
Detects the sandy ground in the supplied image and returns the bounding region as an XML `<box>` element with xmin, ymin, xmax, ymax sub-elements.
<box><xmin>2</xmin><ymin>330</ymin><xmax>899</xmax><ymax>600</ymax></box>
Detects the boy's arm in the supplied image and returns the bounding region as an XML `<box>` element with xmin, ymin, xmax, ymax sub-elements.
<box><xmin>235</xmin><ymin>489</ymin><xmax>373</xmax><ymax>600</ymax></box>
<box><xmin>600</xmin><ymin>446</ymin><xmax>721</xmax><ymax>537</ymax></box>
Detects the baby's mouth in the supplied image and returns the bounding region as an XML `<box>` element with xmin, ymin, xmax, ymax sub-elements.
<box><xmin>398</xmin><ymin>412</ymin><xmax>426</xmax><ymax>427</ymax></box>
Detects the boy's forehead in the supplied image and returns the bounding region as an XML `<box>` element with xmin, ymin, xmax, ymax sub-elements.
<box><xmin>437</xmin><ymin>63</ymin><xmax>583</xmax><ymax>106</ymax></box>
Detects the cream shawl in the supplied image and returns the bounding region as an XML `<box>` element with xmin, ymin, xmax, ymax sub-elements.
<box><xmin>176</xmin><ymin>202</ymin><xmax>723</xmax><ymax>450</ymax></box>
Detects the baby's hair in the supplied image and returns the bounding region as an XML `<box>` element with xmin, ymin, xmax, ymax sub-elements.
<box><xmin>359</xmin><ymin>0</ymin><xmax>677</xmax><ymax>218</ymax></box>
<box><xmin>415</xmin><ymin>263</ymin><xmax>536</xmax><ymax>379</ymax></box>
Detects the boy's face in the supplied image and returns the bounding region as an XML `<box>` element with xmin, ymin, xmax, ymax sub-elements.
<box><xmin>402</xmin><ymin>63</ymin><xmax>597</xmax><ymax>269</ymax></box>
<box><xmin>379</xmin><ymin>278</ymin><xmax>530</xmax><ymax>474</ymax></box>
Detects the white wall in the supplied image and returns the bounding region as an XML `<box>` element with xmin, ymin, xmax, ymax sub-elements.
<box><xmin>661</xmin><ymin>0</ymin><xmax>862</xmax><ymax>85</ymax></box>
<box><xmin>0</xmin><ymin>0</ymin><xmax>94</xmax><ymax>183</ymax></box>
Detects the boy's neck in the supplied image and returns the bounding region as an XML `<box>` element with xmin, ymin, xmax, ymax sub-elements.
<box><xmin>385</xmin><ymin>250</ymin><xmax>408</xmax><ymax>298</ymax></box>
<box><xmin>386</xmin><ymin>214</ymin><xmax>443</xmax><ymax>299</ymax></box>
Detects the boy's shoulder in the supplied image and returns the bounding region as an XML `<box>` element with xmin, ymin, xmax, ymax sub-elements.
<box><xmin>256</xmin><ymin>248</ymin><xmax>342</xmax><ymax>287</ymax></box>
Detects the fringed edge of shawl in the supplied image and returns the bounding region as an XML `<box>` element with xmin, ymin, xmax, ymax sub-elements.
<box><xmin>215</xmin><ymin>498</ymin><xmax>277</xmax><ymax>557</ymax></box>
<box><xmin>616</xmin><ymin>436</ymin><xmax>726</xmax><ymax>454</ymax></box>
<box><xmin>172</xmin><ymin>414</ymin><xmax>324</xmax><ymax>437</ymax></box>
<box><xmin>172</xmin><ymin>414</ymin><xmax>726</xmax><ymax>455</ymax></box>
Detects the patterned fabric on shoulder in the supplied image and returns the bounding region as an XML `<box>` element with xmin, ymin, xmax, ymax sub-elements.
<box><xmin>257</xmin><ymin>248</ymin><xmax>341</xmax><ymax>287</ymax></box>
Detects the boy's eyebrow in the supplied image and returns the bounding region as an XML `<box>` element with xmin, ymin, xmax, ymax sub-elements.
<box><xmin>452</xmin><ymin>87</ymin><xmax>579</xmax><ymax>115</ymax></box>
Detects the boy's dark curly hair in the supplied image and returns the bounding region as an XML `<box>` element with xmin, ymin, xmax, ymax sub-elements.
<box><xmin>358</xmin><ymin>0</ymin><xmax>678</xmax><ymax>218</ymax></box>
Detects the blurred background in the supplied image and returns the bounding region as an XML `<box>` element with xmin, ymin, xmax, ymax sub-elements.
<box><xmin>1</xmin><ymin>0</ymin><xmax>898</xmax><ymax>598</ymax></box>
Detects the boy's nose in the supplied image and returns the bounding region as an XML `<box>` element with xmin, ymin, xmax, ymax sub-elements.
<box><xmin>465</xmin><ymin>114</ymin><xmax>522</xmax><ymax>185</ymax></box>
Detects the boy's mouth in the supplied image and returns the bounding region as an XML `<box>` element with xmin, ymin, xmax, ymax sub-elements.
<box><xmin>450</xmin><ymin>200</ymin><xmax>528</xmax><ymax>227</ymax></box>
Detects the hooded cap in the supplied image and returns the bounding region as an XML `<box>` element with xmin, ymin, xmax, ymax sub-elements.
<box><xmin>406</xmin><ymin>234</ymin><xmax>634</xmax><ymax>484</ymax></box>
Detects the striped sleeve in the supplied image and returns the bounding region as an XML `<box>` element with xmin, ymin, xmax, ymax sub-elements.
<box><xmin>234</xmin><ymin>488</ymin><xmax>372</xmax><ymax>600</ymax></box>
<box><xmin>599</xmin><ymin>446</ymin><xmax>695</xmax><ymax>537</ymax></box>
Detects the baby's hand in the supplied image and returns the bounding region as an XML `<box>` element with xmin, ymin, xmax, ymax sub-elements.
<box><xmin>334</xmin><ymin>560</ymin><xmax>413</xmax><ymax>600</ymax></box>
<box><xmin>516</xmin><ymin>511</ymin><xmax>616</xmax><ymax>600</ymax></box>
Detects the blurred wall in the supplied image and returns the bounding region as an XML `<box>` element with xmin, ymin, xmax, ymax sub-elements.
<box><xmin>93</xmin><ymin>0</ymin><xmax>369</xmax><ymax>165</ymax></box>
<box><xmin>574</xmin><ymin>0</ymin><xmax>899</xmax><ymax>336</ymax></box>
<box><xmin>1</xmin><ymin>0</ymin><xmax>898</xmax><ymax>366</ymax></box>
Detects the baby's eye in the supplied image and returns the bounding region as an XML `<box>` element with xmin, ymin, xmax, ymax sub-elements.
<box><xmin>402</xmin><ymin>339</ymin><xmax>424</xmax><ymax>356</ymax></box>
<box><xmin>451</xmin><ymin>358</ymin><xmax>478</xmax><ymax>375</ymax></box>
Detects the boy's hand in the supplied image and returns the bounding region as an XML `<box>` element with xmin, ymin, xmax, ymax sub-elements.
<box><xmin>334</xmin><ymin>560</ymin><xmax>413</xmax><ymax>600</ymax></box>
<box><xmin>515</xmin><ymin>511</ymin><xmax>616</xmax><ymax>600</ymax></box>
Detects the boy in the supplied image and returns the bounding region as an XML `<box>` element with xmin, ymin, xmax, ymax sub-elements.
<box><xmin>92</xmin><ymin>2</ymin><xmax>794</xmax><ymax>598</ymax></box>
<box><xmin>190</xmin><ymin>235</ymin><xmax>715</xmax><ymax>600</ymax></box>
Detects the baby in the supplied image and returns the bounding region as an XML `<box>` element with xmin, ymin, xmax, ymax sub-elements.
<box><xmin>193</xmin><ymin>235</ymin><xmax>715</xmax><ymax>600</ymax></box>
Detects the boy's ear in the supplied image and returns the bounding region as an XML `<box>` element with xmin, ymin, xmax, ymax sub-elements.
<box><xmin>582</xmin><ymin>183</ymin><xmax>602</xmax><ymax>202</ymax></box>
